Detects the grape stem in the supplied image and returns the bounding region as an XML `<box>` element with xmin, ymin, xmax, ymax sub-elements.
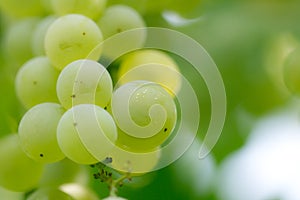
<box><xmin>109</xmin><ymin>173</ymin><xmax>131</xmax><ymax>197</ymax></box>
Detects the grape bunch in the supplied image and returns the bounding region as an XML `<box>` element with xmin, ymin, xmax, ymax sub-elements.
<box><xmin>0</xmin><ymin>0</ymin><xmax>182</xmax><ymax>199</ymax></box>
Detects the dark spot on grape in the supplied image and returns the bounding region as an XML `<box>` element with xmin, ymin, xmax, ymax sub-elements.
<box><xmin>40</xmin><ymin>154</ymin><xmax>44</xmax><ymax>157</ymax></box>
<box><xmin>71</xmin><ymin>94</ymin><xmax>76</xmax><ymax>98</ymax></box>
<box><xmin>73</xmin><ymin>122</ymin><xmax>77</xmax><ymax>126</ymax></box>
<box><xmin>33</xmin><ymin>81</ymin><xmax>37</xmax><ymax>85</ymax></box>
<box><xmin>104</xmin><ymin>106</ymin><xmax>107</xmax><ymax>110</ymax></box>
<box><xmin>164</xmin><ymin>128</ymin><xmax>168</xmax><ymax>132</ymax></box>
<box><xmin>82</xmin><ymin>32</ymin><xmax>86</xmax><ymax>36</ymax></box>
<box><xmin>116</xmin><ymin>28</ymin><xmax>122</xmax><ymax>33</ymax></box>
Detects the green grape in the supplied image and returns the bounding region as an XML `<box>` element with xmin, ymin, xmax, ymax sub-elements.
<box><xmin>18</xmin><ymin>103</ymin><xmax>65</xmax><ymax>163</ymax></box>
<box><xmin>0</xmin><ymin>0</ymin><xmax>45</xmax><ymax>18</ymax></box>
<box><xmin>98</xmin><ymin>5</ymin><xmax>145</xmax><ymax>38</ymax></box>
<box><xmin>283</xmin><ymin>48</ymin><xmax>300</xmax><ymax>95</ymax></box>
<box><xmin>97</xmin><ymin>5</ymin><xmax>146</xmax><ymax>59</ymax></box>
<box><xmin>0</xmin><ymin>134</ymin><xmax>44</xmax><ymax>192</ymax></box>
<box><xmin>45</xmin><ymin>14</ymin><xmax>103</xmax><ymax>70</ymax></box>
<box><xmin>3</xmin><ymin>18</ymin><xmax>39</xmax><ymax>65</ymax></box>
<box><xmin>39</xmin><ymin>159</ymin><xmax>89</xmax><ymax>187</ymax></box>
<box><xmin>118</xmin><ymin>49</ymin><xmax>181</xmax><ymax>95</ymax></box>
<box><xmin>32</xmin><ymin>16</ymin><xmax>57</xmax><ymax>56</ymax></box>
<box><xmin>60</xmin><ymin>183</ymin><xmax>100</xmax><ymax>200</ymax></box>
<box><xmin>111</xmin><ymin>81</ymin><xmax>177</xmax><ymax>151</ymax></box>
<box><xmin>0</xmin><ymin>186</ymin><xmax>23</xmax><ymax>200</ymax></box>
<box><xmin>15</xmin><ymin>57</ymin><xmax>60</xmax><ymax>109</ymax></box>
<box><xmin>108</xmin><ymin>144</ymin><xmax>161</xmax><ymax>175</ymax></box>
<box><xmin>27</xmin><ymin>187</ymin><xmax>74</xmax><ymax>200</ymax></box>
<box><xmin>51</xmin><ymin>0</ymin><xmax>106</xmax><ymax>20</ymax></box>
<box><xmin>57</xmin><ymin>104</ymin><xmax>117</xmax><ymax>164</ymax></box>
<box><xmin>56</xmin><ymin>59</ymin><xmax>113</xmax><ymax>109</ymax></box>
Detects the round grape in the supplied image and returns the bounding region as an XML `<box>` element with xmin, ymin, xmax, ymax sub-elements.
<box><xmin>51</xmin><ymin>0</ymin><xmax>106</xmax><ymax>20</ymax></box>
<box><xmin>57</xmin><ymin>104</ymin><xmax>117</xmax><ymax>164</ymax></box>
<box><xmin>111</xmin><ymin>81</ymin><xmax>177</xmax><ymax>151</ymax></box>
<box><xmin>15</xmin><ymin>56</ymin><xmax>59</xmax><ymax>109</ymax></box>
<box><xmin>56</xmin><ymin>59</ymin><xmax>113</xmax><ymax>109</ymax></box>
<box><xmin>32</xmin><ymin>16</ymin><xmax>57</xmax><ymax>56</ymax></box>
<box><xmin>97</xmin><ymin>5</ymin><xmax>146</xmax><ymax>59</ymax></box>
<box><xmin>27</xmin><ymin>187</ymin><xmax>74</xmax><ymax>200</ymax></box>
<box><xmin>18</xmin><ymin>103</ymin><xmax>65</xmax><ymax>163</ymax></box>
<box><xmin>118</xmin><ymin>49</ymin><xmax>181</xmax><ymax>95</ymax></box>
<box><xmin>0</xmin><ymin>134</ymin><xmax>44</xmax><ymax>192</ymax></box>
<box><xmin>45</xmin><ymin>14</ymin><xmax>103</xmax><ymax>70</ymax></box>
<box><xmin>3</xmin><ymin>18</ymin><xmax>39</xmax><ymax>65</ymax></box>
<box><xmin>108</xmin><ymin>144</ymin><xmax>161</xmax><ymax>175</ymax></box>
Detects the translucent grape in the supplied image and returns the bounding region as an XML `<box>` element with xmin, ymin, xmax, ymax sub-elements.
<box><xmin>39</xmin><ymin>159</ymin><xmax>89</xmax><ymax>187</ymax></box>
<box><xmin>0</xmin><ymin>186</ymin><xmax>23</xmax><ymax>200</ymax></box>
<box><xmin>32</xmin><ymin>16</ymin><xmax>57</xmax><ymax>56</ymax></box>
<box><xmin>57</xmin><ymin>104</ymin><xmax>117</xmax><ymax>164</ymax></box>
<box><xmin>60</xmin><ymin>183</ymin><xmax>100</xmax><ymax>200</ymax></box>
<box><xmin>117</xmin><ymin>49</ymin><xmax>181</xmax><ymax>95</ymax></box>
<box><xmin>111</xmin><ymin>81</ymin><xmax>177</xmax><ymax>151</ymax></box>
<box><xmin>108</xmin><ymin>144</ymin><xmax>161</xmax><ymax>175</ymax></box>
<box><xmin>51</xmin><ymin>0</ymin><xmax>106</xmax><ymax>20</ymax></box>
<box><xmin>0</xmin><ymin>134</ymin><xmax>44</xmax><ymax>192</ymax></box>
<box><xmin>97</xmin><ymin>5</ymin><xmax>146</xmax><ymax>59</ymax></box>
<box><xmin>27</xmin><ymin>187</ymin><xmax>74</xmax><ymax>200</ymax></box>
<box><xmin>3</xmin><ymin>18</ymin><xmax>39</xmax><ymax>65</ymax></box>
<box><xmin>0</xmin><ymin>0</ymin><xmax>45</xmax><ymax>18</ymax></box>
<box><xmin>283</xmin><ymin>48</ymin><xmax>300</xmax><ymax>95</ymax></box>
<box><xmin>45</xmin><ymin>14</ymin><xmax>103</xmax><ymax>70</ymax></box>
<box><xmin>15</xmin><ymin>57</ymin><xmax>59</xmax><ymax>109</ymax></box>
<box><xmin>18</xmin><ymin>103</ymin><xmax>65</xmax><ymax>163</ymax></box>
<box><xmin>56</xmin><ymin>59</ymin><xmax>113</xmax><ymax>109</ymax></box>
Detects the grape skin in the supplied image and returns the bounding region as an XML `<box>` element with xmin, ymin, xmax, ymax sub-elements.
<box><xmin>56</xmin><ymin>59</ymin><xmax>113</xmax><ymax>109</ymax></box>
<box><xmin>45</xmin><ymin>14</ymin><xmax>103</xmax><ymax>70</ymax></box>
<box><xmin>18</xmin><ymin>103</ymin><xmax>65</xmax><ymax>163</ymax></box>
<box><xmin>15</xmin><ymin>56</ymin><xmax>59</xmax><ymax>109</ymax></box>
<box><xmin>117</xmin><ymin>49</ymin><xmax>181</xmax><ymax>95</ymax></box>
<box><xmin>111</xmin><ymin>81</ymin><xmax>177</xmax><ymax>151</ymax></box>
<box><xmin>57</xmin><ymin>104</ymin><xmax>117</xmax><ymax>164</ymax></box>
<box><xmin>0</xmin><ymin>134</ymin><xmax>44</xmax><ymax>192</ymax></box>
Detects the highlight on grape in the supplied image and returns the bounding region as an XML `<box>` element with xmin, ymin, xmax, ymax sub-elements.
<box><xmin>0</xmin><ymin>0</ymin><xmax>226</xmax><ymax>199</ymax></box>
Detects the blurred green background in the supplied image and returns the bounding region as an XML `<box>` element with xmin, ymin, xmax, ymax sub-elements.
<box><xmin>1</xmin><ymin>0</ymin><xmax>300</xmax><ymax>199</ymax></box>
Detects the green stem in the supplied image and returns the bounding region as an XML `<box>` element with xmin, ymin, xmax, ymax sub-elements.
<box><xmin>109</xmin><ymin>173</ymin><xmax>130</xmax><ymax>197</ymax></box>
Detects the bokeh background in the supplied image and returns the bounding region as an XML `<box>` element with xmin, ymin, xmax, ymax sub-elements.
<box><xmin>1</xmin><ymin>0</ymin><xmax>300</xmax><ymax>199</ymax></box>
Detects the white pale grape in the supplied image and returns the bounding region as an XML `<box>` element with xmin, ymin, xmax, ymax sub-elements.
<box><xmin>56</xmin><ymin>59</ymin><xmax>113</xmax><ymax>109</ymax></box>
<box><xmin>111</xmin><ymin>81</ymin><xmax>177</xmax><ymax>151</ymax></box>
<box><xmin>15</xmin><ymin>56</ymin><xmax>59</xmax><ymax>109</ymax></box>
<box><xmin>27</xmin><ymin>187</ymin><xmax>74</xmax><ymax>200</ymax></box>
<box><xmin>118</xmin><ymin>49</ymin><xmax>181</xmax><ymax>95</ymax></box>
<box><xmin>60</xmin><ymin>183</ymin><xmax>100</xmax><ymax>200</ymax></box>
<box><xmin>51</xmin><ymin>0</ymin><xmax>106</xmax><ymax>20</ymax></box>
<box><xmin>108</xmin><ymin>144</ymin><xmax>161</xmax><ymax>175</ymax></box>
<box><xmin>18</xmin><ymin>103</ymin><xmax>65</xmax><ymax>163</ymax></box>
<box><xmin>0</xmin><ymin>134</ymin><xmax>44</xmax><ymax>192</ymax></box>
<box><xmin>57</xmin><ymin>104</ymin><xmax>117</xmax><ymax>164</ymax></box>
<box><xmin>97</xmin><ymin>5</ymin><xmax>146</xmax><ymax>59</ymax></box>
<box><xmin>39</xmin><ymin>159</ymin><xmax>89</xmax><ymax>187</ymax></box>
<box><xmin>3</xmin><ymin>18</ymin><xmax>39</xmax><ymax>65</ymax></box>
<box><xmin>32</xmin><ymin>16</ymin><xmax>57</xmax><ymax>56</ymax></box>
<box><xmin>45</xmin><ymin>14</ymin><xmax>103</xmax><ymax>70</ymax></box>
